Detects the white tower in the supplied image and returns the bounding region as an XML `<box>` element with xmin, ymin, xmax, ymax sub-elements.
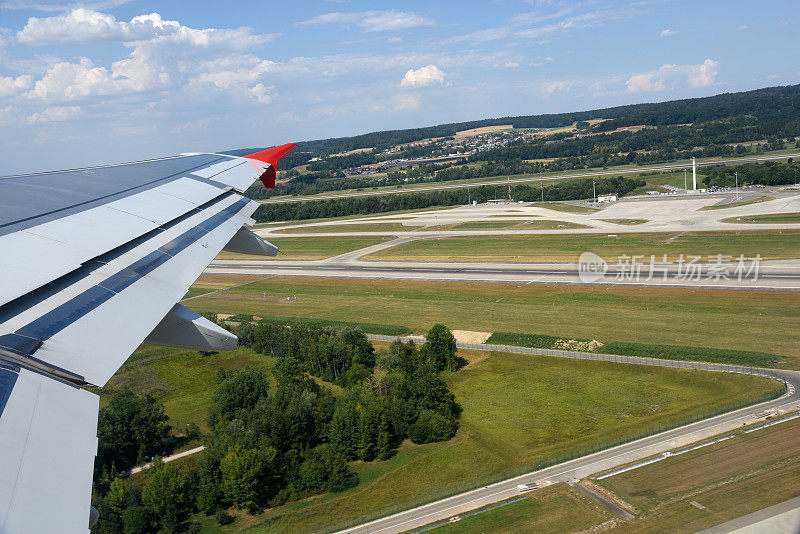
<box><xmin>692</xmin><ymin>157</ymin><xmax>697</xmax><ymax>191</ymax></box>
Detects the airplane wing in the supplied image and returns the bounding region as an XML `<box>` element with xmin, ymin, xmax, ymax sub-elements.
<box><xmin>0</xmin><ymin>143</ymin><xmax>295</xmax><ymax>533</ymax></box>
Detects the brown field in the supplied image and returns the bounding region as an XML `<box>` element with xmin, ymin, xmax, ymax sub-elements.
<box><xmin>456</xmin><ymin>124</ymin><xmax>515</xmax><ymax>137</ymax></box>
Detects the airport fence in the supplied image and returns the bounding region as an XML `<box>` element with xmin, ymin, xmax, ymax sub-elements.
<box><xmin>320</xmin><ymin>337</ymin><xmax>790</xmax><ymax>534</ymax></box>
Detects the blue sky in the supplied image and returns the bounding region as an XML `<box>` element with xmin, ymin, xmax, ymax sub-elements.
<box><xmin>0</xmin><ymin>0</ymin><xmax>798</xmax><ymax>174</ymax></box>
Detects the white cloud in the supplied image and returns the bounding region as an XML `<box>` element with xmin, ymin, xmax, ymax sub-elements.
<box><xmin>401</xmin><ymin>65</ymin><xmax>445</xmax><ymax>87</ymax></box>
<box><xmin>0</xmin><ymin>74</ymin><xmax>32</xmax><ymax>96</ymax></box>
<box><xmin>542</xmin><ymin>80</ymin><xmax>571</xmax><ymax>94</ymax></box>
<box><xmin>660</xmin><ymin>28</ymin><xmax>678</xmax><ymax>37</ymax></box>
<box><xmin>28</xmin><ymin>105</ymin><xmax>81</xmax><ymax>123</ymax></box>
<box><xmin>626</xmin><ymin>59</ymin><xmax>720</xmax><ymax>92</ymax></box>
<box><xmin>737</xmin><ymin>25</ymin><xmax>749</xmax><ymax>30</ymax></box>
<box><xmin>298</xmin><ymin>10</ymin><xmax>433</xmax><ymax>32</ymax></box>
<box><xmin>249</xmin><ymin>83</ymin><xmax>274</xmax><ymax>104</ymax></box>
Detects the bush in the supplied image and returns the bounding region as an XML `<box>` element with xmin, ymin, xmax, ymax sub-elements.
<box><xmin>602</xmin><ymin>341</ymin><xmax>775</xmax><ymax>367</ymax></box>
<box><xmin>214</xmin><ymin>510</ymin><xmax>234</xmax><ymax>525</ymax></box>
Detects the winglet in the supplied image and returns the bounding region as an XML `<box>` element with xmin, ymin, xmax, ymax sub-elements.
<box><xmin>245</xmin><ymin>143</ymin><xmax>297</xmax><ymax>188</ymax></box>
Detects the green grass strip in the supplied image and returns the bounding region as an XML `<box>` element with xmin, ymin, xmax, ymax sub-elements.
<box><xmin>232</xmin><ymin>315</ymin><xmax>412</xmax><ymax>336</ymax></box>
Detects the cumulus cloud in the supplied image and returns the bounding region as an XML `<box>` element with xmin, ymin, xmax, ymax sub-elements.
<box><xmin>626</xmin><ymin>59</ymin><xmax>720</xmax><ymax>92</ymax></box>
<box><xmin>0</xmin><ymin>74</ymin><xmax>32</xmax><ymax>96</ymax></box>
<box><xmin>542</xmin><ymin>80</ymin><xmax>571</xmax><ymax>93</ymax></box>
<box><xmin>401</xmin><ymin>65</ymin><xmax>445</xmax><ymax>87</ymax></box>
<box><xmin>660</xmin><ymin>28</ymin><xmax>678</xmax><ymax>37</ymax></box>
<box><xmin>298</xmin><ymin>10</ymin><xmax>433</xmax><ymax>32</ymax></box>
<box><xmin>28</xmin><ymin>105</ymin><xmax>81</xmax><ymax>123</ymax></box>
<box><xmin>13</xmin><ymin>9</ymin><xmax>279</xmax><ymax>105</ymax></box>
<box><xmin>17</xmin><ymin>8</ymin><xmax>275</xmax><ymax>47</ymax></box>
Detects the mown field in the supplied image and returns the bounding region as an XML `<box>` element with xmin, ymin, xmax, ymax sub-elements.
<box><xmin>186</xmin><ymin>275</ymin><xmax>800</xmax><ymax>367</ymax></box>
<box><xmin>365</xmin><ymin>230</ymin><xmax>800</xmax><ymax>263</ymax></box>
<box><xmin>425</xmin><ymin>483</ymin><xmax>613</xmax><ymax>534</ymax></box>
<box><xmin>598</xmin><ymin>416</ymin><xmax>800</xmax><ymax>533</ymax></box>
<box><xmin>214</xmin><ymin>235</ymin><xmax>393</xmax><ymax>260</ymax></box>
<box><xmin>274</xmin><ymin>223</ymin><xmax>421</xmax><ymax>234</ymax></box>
<box><xmin>421</xmin><ymin>219</ymin><xmax>590</xmax><ymax>231</ymax></box>
<box><xmin>111</xmin><ymin>344</ymin><xmax>780</xmax><ymax>533</ymax></box>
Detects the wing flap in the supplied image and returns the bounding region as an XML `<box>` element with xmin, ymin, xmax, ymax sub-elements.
<box><xmin>0</xmin><ymin>364</ymin><xmax>98</xmax><ymax>534</ymax></box>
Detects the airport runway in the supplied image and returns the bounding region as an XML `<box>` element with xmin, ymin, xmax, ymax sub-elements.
<box><xmin>334</xmin><ymin>348</ymin><xmax>800</xmax><ymax>534</ymax></box>
<box><xmin>206</xmin><ymin>258</ymin><xmax>800</xmax><ymax>290</ymax></box>
<box><xmin>262</xmin><ymin>153</ymin><xmax>800</xmax><ymax>204</ymax></box>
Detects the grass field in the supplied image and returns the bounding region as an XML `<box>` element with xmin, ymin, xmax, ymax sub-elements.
<box><xmin>421</xmin><ymin>220</ymin><xmax>590</xmax><ymax>231</ymax></box>
<box><xmin>699</xmin><ymin>196</ymin><xmax>774</xmax><ymax>210</ymax></box>
<box><xmin>274</xmin><ymin>223</ymin><xmax>421</xmax><ymax>234</ymax></box>
<box><xmin>722</xmin><ymin>212</ymin><xmax>800</xmax><ymax>223</ymax></box>
<box><xmin>365</xmin><ymin>230</ymin><xmax>800</xmax><ymax>263</ymax></box>
<box><xmin>421</xmin><ymin>483</ymin><xmax>613</xmax><ymax>534</ymax></box>
<box><xmin>528</xmin><ymin>202</ymin><xmax>597</xmax><ymax>213</ymax></box>
<box><xmin>101</xmin><ymin>346</ymin><xmax>275</xmax><ymax>430</ymax></box>
<box><xmin>186</xmin><ymin>276</ymin><xmax>800</xmax><ymax>367</ymax></box>
<box><xmin>597</xmin><ymin>416</ymin><xmax>800</xmax><ymax>533</ymax></box>
<box><xmin>599</xmin><ymin>218</ymin><xmax>648</xmax><ymax>225</ymax></box>
<box><xmin>216</xmin><ymin>236</ymin><xmax>393</xmax><ymax>260</ymax></box>
<box><xmin>181</xmin><ymin>347</ymin><xmax>778</xmax><ymax>533</ymax></box>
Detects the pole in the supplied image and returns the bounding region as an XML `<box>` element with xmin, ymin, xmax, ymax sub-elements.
<box><xmin>593</xmin><ymin>180</ymin><xmax>596</xmax><ymax>204</ymax></box>
<box><xmin>735</xmin><ymin>171</ymin><xmax>739</xmax><ymax>200</ymax></box>
<box><xmin>692</xmin><ymin>157</ymin><xmax>697</xmax><ymax>191</ymax></box>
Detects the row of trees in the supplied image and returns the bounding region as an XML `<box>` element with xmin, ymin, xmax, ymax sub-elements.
<box><xmin>703</xmin><ymin>160</ymin><xmax>799</xmax><ymax>187</ymax></box>
<box><xmin>254</xmin><ymin>175</ymin><xmax>644</xmax><ymax>222</ymax></box>
<box><xmin>92</xmin><ymin>324</ymin><xmax>465</xmax><ymax>533</ymax></box>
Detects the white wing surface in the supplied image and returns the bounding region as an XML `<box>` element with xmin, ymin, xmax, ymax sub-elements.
<box><xmin>0</xmin><ymin>144</ymin><xmax>295</xmax><ymax>533</ymax></box>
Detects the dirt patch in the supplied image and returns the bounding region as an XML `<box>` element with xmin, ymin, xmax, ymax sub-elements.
<box><xmin>452</xmin><ymin>330</ymin><xmax>492</xmax><ymax>344</ymax></box>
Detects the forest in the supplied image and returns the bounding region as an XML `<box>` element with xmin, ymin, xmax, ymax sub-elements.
<box><xmin>91</xmin><ymin>323</ymin><xmax>464</xmax><ymax>533</ymax></box>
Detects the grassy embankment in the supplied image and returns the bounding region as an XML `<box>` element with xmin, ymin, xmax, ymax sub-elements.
<box><xmin>110</xmin><ymin>344</ymin><xmax>781</xmax><ymax>533</ymax></box>
<box><xmin>185</xmin><ymin>276</ymin><xmax>800</xmax><ymax>367</ymax></box>
<box><xmin>365</xmin><ymin>230</ymin><xmax>800</xmax><ymax>262</ymax></box>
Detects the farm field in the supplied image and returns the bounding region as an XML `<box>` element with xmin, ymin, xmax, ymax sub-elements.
<box><xmin>186</xmin><ymin>276</ymin><xmax>800</xmax><ymax>367</ymax></box>
<box><xmin>365</xmin><ymin>230</ymin><xmax>800</xmax><ymax>263</ymax></box>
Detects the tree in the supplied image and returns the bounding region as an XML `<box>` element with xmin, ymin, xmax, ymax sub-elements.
<box><xmin>328</xmin><ymin>402</ymin><xmax>359</xmax><ymax>460</ymax></box>
<box><xmin>121</xmin><ymin>506</ymin><xmax>150</xmax><ymax>534</ymax></box>
<box><xmin>211</xmin><ymin>367</ymin><xmax>270</xmax><ymax>421</ymax></box>
<box><xmin>422</xmin><ymin>324</ymin><xmax>460</xmax><ymax>372</ymax></box>
<box><xmin>96</xmin><ymin>391</ymin><xmax>170</xmax><ymax>474</ymax></box>
<box><xmin>219</xmin><ymin>445</ymin><xmax>278</xmax><ymax>509</ymax></box>
<box><xmin>408</xmin><ymin>410</ymin><xmax>457</xmax><ymax>444</ymax></box>
<box><xmin>141</xmin><ymin>458</ymin><xmax>186</xmax><ymax>522</ymax></box>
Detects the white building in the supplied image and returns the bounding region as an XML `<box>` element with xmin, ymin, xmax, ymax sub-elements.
<box><xmin>597</xmin><ymin>194</ymin><xmax>617</xmax><ymax>203</ymax></box>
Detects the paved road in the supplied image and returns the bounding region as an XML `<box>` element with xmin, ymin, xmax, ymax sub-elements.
<box><xmin>206</xmin><ymin>258</ymin><xmax>800</xmax><ymax>290</ymax></box>
<box><xmin>335</xmin><ymin>343</ymin><xmax>800</xmax><ymax>534</ymax></box>
<box><xmin>263</xmin><ymin>153</ymin><xmax>800</xmax><ymax>204</ymax></box>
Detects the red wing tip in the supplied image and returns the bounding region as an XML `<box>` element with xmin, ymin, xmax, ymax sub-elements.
<box><xmin>244</xmin><ymin>143</ymin><xmax>296</xmax><ymax>189</ymax></box>
<box><xmin>245</xmin><ymin>143</ymin><xmax>297</xmax><ymax>166</ymax></box>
